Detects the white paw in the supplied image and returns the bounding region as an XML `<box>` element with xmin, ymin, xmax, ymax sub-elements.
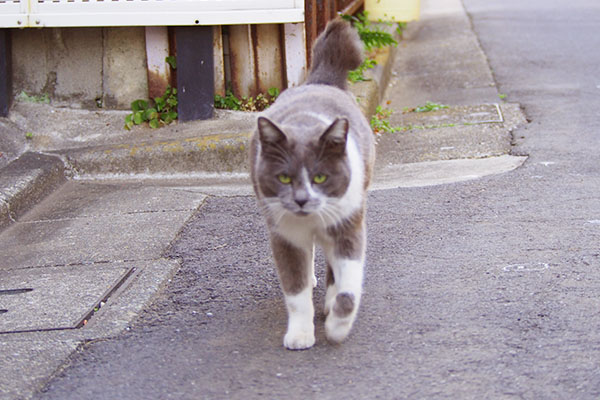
<box><xmin>325</xmin><ymin>314</ymin><xmax>353</xmax><ymax>344</ymax></box>
<box><xmin>312</xmin><ymin>274</ymin><xmax>317</xmax><ymax>288</ymax></box>
<box><xmin>284</xmin><ymin>330</ymin><xmax>315</xmax><ymax>350</ymax></box>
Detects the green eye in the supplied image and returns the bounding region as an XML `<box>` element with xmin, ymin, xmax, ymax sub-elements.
<box><xmin>313</xmin><ymin>174</ymin><xmax>327</xmax><ymax>184</ymax></box>
<box><xmin>278</xmin><ymin>174</ymin><xmax>292</xmax><ymax>184</ymax></box>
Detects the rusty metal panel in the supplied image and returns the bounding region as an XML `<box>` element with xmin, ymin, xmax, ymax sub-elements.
<box><xmin>228</xmin><ymin>24</ymin><xmax>256</xmax><ymax>98</ymax></box>
<box><xmin>213</xmin><ymin>25</ymin><xmax>226</xmax><ymax>96</ymax></box>
<box><xmin>339</xmin><ymin>0</ymin><xmax>364</xmax><ymax>16</ymax></box>
<box><xmin>254</xmin><ymin>24</ymin><xmax>284</xmax><ymax>94</ymax></box>
<box><xmin>145</xmin><ymin>26</ymin><xmax>171</xmax><ymax>99</ymax></box>
<box><xmin>304</xmin><ymin>0</ymin><xmax>318</xmax><ymax>66</ymax></box>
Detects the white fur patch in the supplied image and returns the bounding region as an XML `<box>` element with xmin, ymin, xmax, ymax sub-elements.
<box><xmin>283</xmin><ymin>286</ymin><xmax>315</xmax><ymax>350</ymax></box>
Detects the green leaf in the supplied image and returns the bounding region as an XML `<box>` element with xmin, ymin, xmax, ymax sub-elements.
<box><xmin>133</xmin><ymin>111</ymin><xmax>145</xmax><ymax>125</ymax></box>
<box><xmin>155</xmin><ymin>97</ymin><xmax>166</xmax><ymax>112</ymax></box>
<box><xmin>166</xmin><ymin>97</ymin><xmax>178</xmax><ymax>107</ymax></box>
<box><xmin>165</xmin><ymin>56</ymin><xmax>177</xmax><ymax>70</ymax></box>
<box><xmin>145</xmin><ymin>108</ymin><xmax>158</xmax><ymax>120</ymax></box>
<box><xmin>414</xmin><ymin>101</ymin><xmax>448</xmax><ymax>113</ymax></box>
<box><xmin>149</xmin><ymin>118</ymin><xmax>160</xmax><ymax>129</ymax></box>
<box><xmin>131</xmin><ymin>99</ymin><xmax>148</xmax><ymax>112</ymax></box>
<box><xmin>267</xmin><ymin>87</ymin><xmax>280</xmax><ymax>98</ymax></box>
<box><xmin>124</xmin><ymin>114</ymin><xmax>134</xmax><ymax>130</ymax></box>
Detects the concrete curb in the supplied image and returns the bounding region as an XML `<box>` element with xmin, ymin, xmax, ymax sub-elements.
<box><xmin>56</xmin><ymin>131</ymin><xmax>252</xmax><ymax>177</ymax></box>
<box><xmin>0</xmin><ymin>152</ymin><xmax>66</xmax><ymax>230</ymax></box>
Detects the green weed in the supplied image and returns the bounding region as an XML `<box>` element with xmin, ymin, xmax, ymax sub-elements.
<box><xmin>17</xmin><ymin>91</ymin><xmax>50</xmax><ymax>104</ymax></box>
<box><xmin>125</xmin><ymin>86</ymin><xmax>178</xmax><ymax>130</ymax></box>
<box><xmin>405</xmin><ymin>101</ymin><xmax>449</xmax><ymax>113</ymax></box>
<box><xmin>342</xmin><ymin>12</ymin><xmax>398</xmax><ymax>51</ymax></box>
<box><xmin>342</xmin><ymin>11</ymin><xmax>399</xmax><ymax>83</ymax></box>
<box><xmin>125</xmin><ymin>57</ymin><xmax>178</xmax><ymax>130</ymax></box>
<box><xmin>214</xmin><ymin>87</ymin><xmax>280</xmax><ymax>112</ymax></box>
<box><xmin>371</xmin><ymin>105</ymin><xmax>401</xmax><ymax>134</ymax></box>
<box><xmin>348</xmin><ymin>59</ymin><xmax>377</xmax><ymax>83</ymax></box>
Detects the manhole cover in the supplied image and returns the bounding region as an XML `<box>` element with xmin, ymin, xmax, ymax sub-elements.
<box><xmin>0</xmin><ymin>264</ymin><xmax>133</xmax><ymax>334</ymax></box>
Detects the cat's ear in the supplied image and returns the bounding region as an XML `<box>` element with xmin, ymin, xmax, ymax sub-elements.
<box><xmin>319</xmin><ymin>118</ymin><xmax>349</xmax><ymax>155</ymax></box>
<box><xmin>257</xmin><ymin>117</ymin><xmax>287</xmax><ymax>145</ymax></box>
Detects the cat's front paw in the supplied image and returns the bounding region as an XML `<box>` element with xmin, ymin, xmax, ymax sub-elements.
<box><xmin>325</xmin><ymin>292</ymin><xmax>357</xmax><ymax>344</ymax></box>
<box><xmin>283</xmin><ymin>330</ymin><xmax>315</xmax><ymax>350</ymax></box>
<box><xmin>325</xmin><ymin>314</ymin><xmax>353</xmax><ymax>344</ymax></box>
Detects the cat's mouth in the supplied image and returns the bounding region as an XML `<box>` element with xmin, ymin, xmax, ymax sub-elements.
<box><xmin>294</xmin><ymin>210</ymin><xmax>310</xmax><ymax>217</ymax></box>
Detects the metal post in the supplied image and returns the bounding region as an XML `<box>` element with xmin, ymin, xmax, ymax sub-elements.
<box><xmin>0</xmin><ymin>30</ymin><xmax>11</xmax><ymax>117</ymax></box>
<box><xmin>174</xmin><ymin>26</ymin><xmax>214</xmax><ymax>121</ymax></box>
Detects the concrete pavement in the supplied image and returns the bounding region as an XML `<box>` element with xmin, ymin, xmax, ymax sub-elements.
<box><xmin>0</xmin><ymin>0</ymin><xmax>527</xmax><ymax>398</ymax></box>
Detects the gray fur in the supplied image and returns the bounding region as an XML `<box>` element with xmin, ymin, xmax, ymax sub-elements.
<box><xmin>306</xmin><ymin>18</ymin><xmax>364</xmax><ymax>90</ymax></box>
<box><xmin>250</xmin><ymin>19</ymin><xmax>375</xmax><ymax>349</ymax></box>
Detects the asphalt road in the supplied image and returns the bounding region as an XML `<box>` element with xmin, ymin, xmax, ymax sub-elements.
<box><xmin>35</xmin><ymin>1</ymin><xmax>600</xmax><ymax>398</ymax></box>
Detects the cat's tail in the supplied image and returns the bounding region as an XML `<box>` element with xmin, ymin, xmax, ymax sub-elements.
<box><xmin>306</xmin><ymin>18</ymin><xmax>364</xmax><ymax>90</ymax></box>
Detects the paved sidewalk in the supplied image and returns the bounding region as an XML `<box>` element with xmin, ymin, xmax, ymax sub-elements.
<box><xmin>0</xmin><ymin>0</ymin><xmax>527</xmax><ymax>398</ymax></box>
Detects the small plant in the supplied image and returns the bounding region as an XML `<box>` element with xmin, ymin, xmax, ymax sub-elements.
<box><xmin>17</xmin><ymin>91</ymin><xmax>50</xmax><ymax>104</ymax></box>
<box><xmin>404</xmin><ymin>101</ymin><xmax>449</xmax><ymax>113</ymax></box>
<box><xmin>165</xmin><ymin>56</ymin><xmax>177</xmax><ymax>70</ymax></box>
<box><xmin>371</xmin><ymin>105</ymin><xmax>401</xmax><ymax>134</ymax></box>
<box><xmin>214</xmin><ymin>90</ymin><xmax>242</xmax><ymax>111</ymax></box>
<box><xmin>498</xmin><ymin>93</ymin><xmax>507</xmax><ymax>100</ymax></box>
<box><xmin>214</xmin><ymin>87</ymin><xmax>280</xmax><ymax>112</ymax></box>
<box><xmin>342</xmin><ymin>12</ymin><xmax>398</xmax><ymax>51</ymax></box>
<box><xmin>124</xmin><ymin>86</ymin><xmax>178</xmax><ymax>130</ymax></box>
<box><xmin>25</xmin><ymin>132</ymin><xmax>34</xmax><ymax>140</ymax></box>
<box><xmin>125</xmin><ymin>56</ymin><xmax>178</xmax><ymax>130</ymax></box>
<box><xmin>396</xmin><ymin>22</ymin><xmax>407</xmax><ymax>37</ymax></box>
<box><xmin>348</xmin><ymin>59</ymin><xmax>378</xmax><ymax>83</ymax></box>
<box><xmin>342</xmin><ymin>11</ymin><xmax>398</xmax><ymax>84</ymax></box>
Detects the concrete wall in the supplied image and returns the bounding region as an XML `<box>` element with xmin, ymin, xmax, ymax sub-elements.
<box><xmin>11</xmin><ymin>27</ymin><xmax>148</xmax><ymax>110</ymax></box>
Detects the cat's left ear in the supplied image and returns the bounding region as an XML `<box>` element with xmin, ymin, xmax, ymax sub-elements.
<box><xmin>320</xmin><ymin>118</ymin><xmax>349</xmax><ymax>155</ymax></box>
<box><xmin>257</xmin><ymin>117</ymin><xmax>287</xmax><ymax>145</ymax></box>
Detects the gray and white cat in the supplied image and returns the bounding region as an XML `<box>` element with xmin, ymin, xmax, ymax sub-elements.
<box><xmin>250</xmin><ymin>19</ymin><xmax>375</xmax><ymax>350</ymax></box>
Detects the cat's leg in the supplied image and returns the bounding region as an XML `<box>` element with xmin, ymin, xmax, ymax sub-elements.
<box><xmin>323</xmin><ymin>262</ymin><xmax>337</xmax><ymax>316</ymax></box>
<box><xmin>323</xmin><ymin>211</ymin><xmax>366</xmax><ymax>344</ymax></box>
<box><xmin>325</xmin><ymin>257</ymin><xmax>364</xmax><ymax>343</ymax></box>
<box><xmin>270</xmin><ymin>233</ymin><xmax>316</xmax><ymax>350</ymax></box>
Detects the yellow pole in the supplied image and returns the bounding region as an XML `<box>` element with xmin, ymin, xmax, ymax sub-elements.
<box><xmin>365</xmin><ymin>0</ymin><xmax>420</xmax><ymax>22</ymax></box>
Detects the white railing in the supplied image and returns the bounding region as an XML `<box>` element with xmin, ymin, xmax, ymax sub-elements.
<box><xmin>0</xmin><ymin>0</ymin><xmax>305</xmax><ymax>28</ymax></box>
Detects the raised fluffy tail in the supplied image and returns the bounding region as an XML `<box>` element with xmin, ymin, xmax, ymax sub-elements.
<box><xmin>306</xmin><ymin>19</ymin><xmax>364</xmax><ymax>90</ymax></box>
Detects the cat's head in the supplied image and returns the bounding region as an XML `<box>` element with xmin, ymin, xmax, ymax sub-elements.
<box><xmin>254</xmin><ymin>116</ymin><xmax>351</xmax><ymax>218</ymax></box>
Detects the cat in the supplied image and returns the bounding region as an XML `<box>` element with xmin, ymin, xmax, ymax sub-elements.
<box><xmin>250</xmin><ymin>19</ymin><xmax>376</xmax><ymax>350</ymax></box>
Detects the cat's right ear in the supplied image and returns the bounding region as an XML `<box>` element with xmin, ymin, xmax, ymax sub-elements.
<box><xmin>258</xmin><ymin>117</ymin><xmax>287</xmax><ymax>145</ymax></box>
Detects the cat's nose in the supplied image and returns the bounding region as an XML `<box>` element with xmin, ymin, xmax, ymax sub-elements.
<box><xmin>295</xmin><ymin>198</ymin><xmax>308</xmax><ymax>208</ymax></box>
